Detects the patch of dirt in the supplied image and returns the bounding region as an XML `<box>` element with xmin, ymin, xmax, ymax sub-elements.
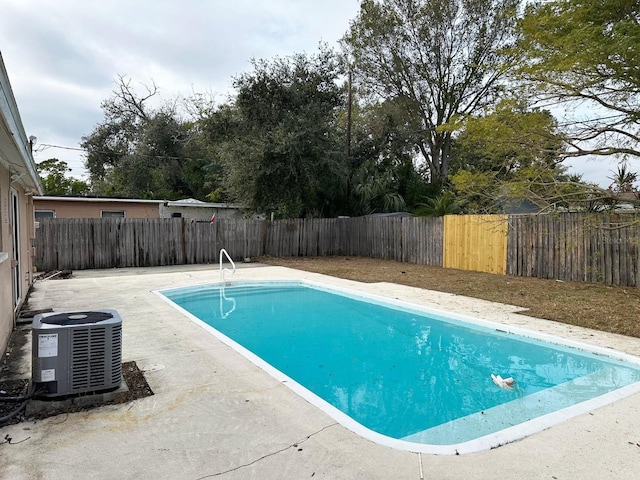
<box><xmin>0</xmin><ymin>379</ymin><xmax>29</xmax><ymax>424</ymax></box>
<box><xmin>0</xmin><ymin>361</ymin><xmax>153</xmax><ymax>427</ymax></box>
<box><xmin>114</xmin><ymin>361</ymin><xmax>155</xmax><ymax>403</ymax></box>
<box><xmin>259</xmin><ymin>256</ymin><xmax>640</xmax><ymax>338</ymax></box>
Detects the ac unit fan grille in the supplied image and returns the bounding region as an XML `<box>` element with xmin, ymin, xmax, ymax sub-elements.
<box><xmin>71</xmin><ymin>327</ymin><xmax>110</xmax><ymax>390</ymax></box>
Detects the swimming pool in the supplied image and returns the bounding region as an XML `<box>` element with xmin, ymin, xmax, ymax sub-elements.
<box><xmin>157</xmin><ymin>280</ymin><xmax>640</xmax><ymax>454</ymax></box>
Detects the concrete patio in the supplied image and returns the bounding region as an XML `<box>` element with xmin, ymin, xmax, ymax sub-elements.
<box><xmin>1</xmin><ymin>263</ymin><xmax>640</xmax><ymax>479</ymax></box>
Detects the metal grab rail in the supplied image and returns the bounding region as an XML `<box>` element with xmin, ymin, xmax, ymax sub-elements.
<box><xmin>219</xmin><ymin>248</ymin><xmax>236</xmax><ymax>282</ymax></box>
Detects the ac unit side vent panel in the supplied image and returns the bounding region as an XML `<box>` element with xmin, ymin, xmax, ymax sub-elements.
<box><xmin>111</xmin><ymin>325</ymin><xmax>123</xmax><ymax>384</ymax></box>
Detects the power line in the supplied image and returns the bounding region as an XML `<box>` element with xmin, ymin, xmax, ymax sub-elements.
<box><xmin>34</xmin><ymin>143</ymin><xmax>214</xmax><ymax>163</ymax></box>
<box><xmin>36</xmin><ymin>144</ymin><xmax>85</xmax><ymax>153</ymax></box>
<box><xmin>555</xmin><ymin>114</ymin><xmax>631</xmax><ymax>128</ymax></box>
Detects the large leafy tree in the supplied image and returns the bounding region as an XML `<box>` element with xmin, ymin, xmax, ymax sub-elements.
<box><xmin>516</xmin><ymin>0</ymin><xmax>640</xmax><ymax>159</ymax></box>
<box><xmin>342</xmin><ymin>0</ymin><xmax>521</xmax><ymax>183</ymax></box>
<box><xmin>447</xmin><ymin>100</ymin><xmax>609</xmax><ymax>212</ymax></box>
<box><xmin>219</xmin><ymin>49</ymin><xmax>348</xmax><ymax>217</ymax></box>
<box><xmin>82</xmin><ymin>76</ymin><xmax>154</xmax><ymax>187</ymax></box>
<box><xmin>346</xmin><ymin>98</ymin><xmax>425</xmax><ymax>214</ymax></box>
<box><xmin>37</xmin><ymin>158</ymin><xmax>89</xmax><ymax>196</ymax></box>
<box><xmin>449</xmin><ymin>99</ymin><xmax>566</xmax><ymax>176</ymax></box>
<box><xmin>81</xmin><ymin>77</ymin><xmax>220</xmax><ymax>200</ymax></box>
<box><xmin>193</xmin><ymin>101</ymin><xmax>239</xmax><ymax>202</ymax></box>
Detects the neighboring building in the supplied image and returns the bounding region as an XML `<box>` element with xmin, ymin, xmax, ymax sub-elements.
<box><xmin>34</xmin><ymin>196</ymin><xmax>163</xmax><ymax>219</ymax></box>
<box><xmin>1</xmin><ymin>52</ymin><xmax>43</xmax><ymax>354</ymax></box>
<box><xmin>33</xmin><ymin>196</ymin><xmax>250</xmax><ymax>220</ymax></box>
<box><xmin>160</xmin><ymin>198</ymin><xmax>247</xmax><ymax>220</ymax></box>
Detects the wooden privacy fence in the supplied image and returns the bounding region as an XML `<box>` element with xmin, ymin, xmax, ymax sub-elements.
<box><xmin>34</xmin><ymin>213</ymin><xmax>640</xmax><ymax>287</ymax></box>
<box><xmin>35</xmin><ymin>218</ymin><xmax>265</xmax><ymax>270</ymax></box>
<box><xmin>507</xmin><ymin>213</ymin><xmax>640</xmax><ymax>287</ymax></box>
<box><xmin>34</xmin><ymin>216</ymin><xmax>444</xmax><ymax>271</ymax></box>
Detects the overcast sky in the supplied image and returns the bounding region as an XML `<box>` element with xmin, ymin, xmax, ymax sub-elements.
<box><xmin>0</xmin><ymin>0</ymin><xmax>622</xmax><ymax>188</ymax></box>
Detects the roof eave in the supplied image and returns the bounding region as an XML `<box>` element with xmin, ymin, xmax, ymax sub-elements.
<box><xmin>0</xmin><ymin>52</ymin><xmax>43</xmax><ymax>195</ymax></box>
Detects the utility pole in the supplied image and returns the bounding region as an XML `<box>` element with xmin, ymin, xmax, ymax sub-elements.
<box><xmin>347</xmin><ymin>69</ymin><xmax>352</xmax><ymax>162</ymax></box>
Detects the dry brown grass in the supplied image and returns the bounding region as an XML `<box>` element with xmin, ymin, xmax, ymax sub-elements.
<box><xmin>259</xmin><ymin>256</ymin><xmax>640</xmax><ymax>338</ymax></box>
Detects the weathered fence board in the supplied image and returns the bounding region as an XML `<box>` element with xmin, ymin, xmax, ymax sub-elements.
<box><xmin>506</xmin><ymin>213</ymin><xmax>640</xmax><ymax>287</ymax></box>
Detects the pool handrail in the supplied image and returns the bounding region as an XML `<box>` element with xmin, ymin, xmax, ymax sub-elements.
<box><xmin>219</xmin><ymin>285</ymin><xmax>236</xmax><ymax>318</ymax></box>
<box><xmin>219</xmin><ymin>248</ymin><xmax>236</xmax><ymax>282</ymax></box>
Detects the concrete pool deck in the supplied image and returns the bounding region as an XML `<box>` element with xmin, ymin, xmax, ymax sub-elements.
<box><xmin>2</xmin><ymin>263</ymin><xmax>640</xmax><ymax>479</ymax></box>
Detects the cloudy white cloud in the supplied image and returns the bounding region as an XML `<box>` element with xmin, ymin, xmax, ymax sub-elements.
<box><xmin>0</xmin><ymin>0</ymin><xmax>627</xmax><ymax>187</ymax></box>
<box><xmin>1</xmin><ymin>0</ymin><xmax>360</xmax><ymax>178</ymax></box>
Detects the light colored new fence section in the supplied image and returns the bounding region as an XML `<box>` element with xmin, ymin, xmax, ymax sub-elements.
<box><xmin>443</xmin><ymin>215</ymin><xmax>509</xmax><ymax>275</ymax></box>
<box><xmin>507</xmin><ymin>213</ymin><xmax>640</xmax><ymax>287</ymax></box>
<box><xmin>34</xmin><ymin>217</ymin><xmax>444</xmax><ymax>271</ymax></box>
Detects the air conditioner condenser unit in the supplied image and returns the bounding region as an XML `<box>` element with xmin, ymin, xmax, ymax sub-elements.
<box><xmin>32</xmin><ymin>309</ymin><xmax>123</xmax><ymax>398</ymax></box>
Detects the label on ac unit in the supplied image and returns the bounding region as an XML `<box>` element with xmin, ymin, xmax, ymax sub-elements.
<box><xmin>38</xmin><ymin>333</ymin><xmax>58</xmax><ymax>357</ymax></box>
<box><xmin>40</xmin><ymin>368</ymin><xmax>55</xmax><ymax>382</ymax></box>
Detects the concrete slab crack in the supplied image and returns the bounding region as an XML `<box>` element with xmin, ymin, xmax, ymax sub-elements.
<box><xmin>195</xmin><ymin>423</ymin><xmax>339</xmax><ymax>479</ymax></box>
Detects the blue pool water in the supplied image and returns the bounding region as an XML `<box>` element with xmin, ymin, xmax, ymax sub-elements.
<box><xmin>159</xmin><ymin>281</ymin><xmax>640</xmax><ymax>453</ymax></box>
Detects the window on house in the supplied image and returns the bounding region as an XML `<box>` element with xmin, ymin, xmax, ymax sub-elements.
<box><xmin>171</xmin><ymin>212</ymin><xmax>182</xmax><ymax>218</ymax></box>
<box><xmin>35</xmin><ymin>210</ymin><xmax>55</xmax><ymax>218</ymax></box>
<box><xmin>101</xmin><ymin>210</ymin><xmax>126</xmax><ymax>218</ymax></box>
